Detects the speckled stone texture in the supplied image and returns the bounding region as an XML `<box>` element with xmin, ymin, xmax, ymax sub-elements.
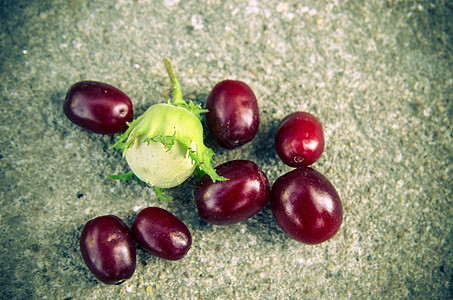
<box><xmin>1</xmin><ymin>0</ymin><xmax>452</xmax><ymax>299</ymax></box>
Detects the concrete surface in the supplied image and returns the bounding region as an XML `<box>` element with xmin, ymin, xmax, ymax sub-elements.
<box><xmin>1</xmin><ymin>0</ymin><xmax>452</xmax><ymax>299</ymax></box>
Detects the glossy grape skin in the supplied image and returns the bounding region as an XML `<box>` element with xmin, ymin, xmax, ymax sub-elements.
<box><xmin>206</xmin><ymin>80</ymin><xmax>259</xmax><ymax>149</ymax></box>
<box><xmin>270</xmin><ymin>167</ymin><xmax>343</xmax><ymax>245</ymax></box>
<box><xmin>79</xmin><ymin>215</ymin><xmax>136</xmax><ymax>284</ymax></box>
<box><xmin>194</xmin><ymin>160</ymin><xmax>270</xmax><ymax>225</ymax></box>
<box><xmin>275</xmin><ymin>112</ymin><xmax>324</xmax><ymax>167</ymax></box>
<box><xmin>131</xmin><ymin>207</ymin><xmax>192</xmax><ymax>260</ymax></box>
<box><xmin>64</xmin><ymin>81</ymin><xmax>133</xmax><ymax>134</ymax></box>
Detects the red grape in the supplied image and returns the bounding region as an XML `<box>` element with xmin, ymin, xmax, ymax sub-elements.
<box><xmin>63</xmin><ymin>81</ymin><xmax>133</xmax><ymax>134</ymax></box>
<box><xmin>79</xmin><ymin>215</ymin><xmax>136</xmax><ymax>284</ymax></box>
<box><xmin>270</xmin><ymin>167</ymin><xmax>343</xmax><ymax>244</ymax></box>
<box><xmin>275</xmin><ymin>111</ymin><xmax>324</xmax><ymax>167</ymax></box>
<box><xmin>206</xmin><ymin>80</ymin><xmax>259</xmax><ymax>149</ymax></box>
<box><xmin>194</xmin><ymin>160</ymin><xmax>270</xmax><ymax>225</ymax></box>
<box><xmin>131</xmin><ymin>207</ymin><xmax>192</xmax><ymax>260</ymax></box>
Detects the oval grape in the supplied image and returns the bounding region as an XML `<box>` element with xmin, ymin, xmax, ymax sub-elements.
<box><xmin>270</xmin><ymin>167</ymin><xmax>343</xmax><ymax>244</ymax></box>
<box><xmin>131</xmin><ymin>207</ymin><xmax>192</xmax><ymax>260</ymax></box>
<box><xmin>206</xmin><ymin>80</ymin><xmax>259</xmax><ymax>149</ymax></box>
<box><xmin>79</xmin><ymin>215</ymin><xmax>136</xmax><ymax>284</ymax></box>
<box><xmin>64</xmin><ymin>81</ymin><xmax>133</xmax><ymax>134</ymax></box>
<box><xmin>194</xmin><ymin>160</ymin><xmax>270</xmax><ymax>225</ymax></box>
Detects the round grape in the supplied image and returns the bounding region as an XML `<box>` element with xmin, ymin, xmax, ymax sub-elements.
<box><xmin>275</xmin><ymin>111</ymin><xmax>324</xmax><ymax>167</ymax></box>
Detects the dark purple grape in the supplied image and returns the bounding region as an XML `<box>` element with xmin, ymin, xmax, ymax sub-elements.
<box><xmin>79</xmin><ymin>215</ymin><xmax>136</xmax><ymax>284</ymax></box>
<box><xmin>270</xmin><ymin>167</ymin><xmax>343</xmax><ymax>244</ymax></box>
<box><xmin>63</xmin><ymin>81</ymin><xmax>133</xmax><ymax>134</ymax></box>
<box><xmin>275</xmin><ymin>111</ymin><xmax>324</xmax><ymax>167</ymax></box>
<box><xmin>194</xmin><ymin>160</ymin><xmax>270</xmax><ymax>225</ymax></box>
<box><xmin>131</xmin><ymin>207</ymin><xmax>191</xmax><ymax>260</ymax></box>
<box><xmin>206</xmin><ymin>80</ymin><xmax>259</xmax><ymax>149</ymax></box>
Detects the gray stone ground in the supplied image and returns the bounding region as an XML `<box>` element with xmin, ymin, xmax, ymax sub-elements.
<box><xmin>1</xmin><ymin>0</ymin><xmax>452</xmax><ymax>299</ymax></box>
